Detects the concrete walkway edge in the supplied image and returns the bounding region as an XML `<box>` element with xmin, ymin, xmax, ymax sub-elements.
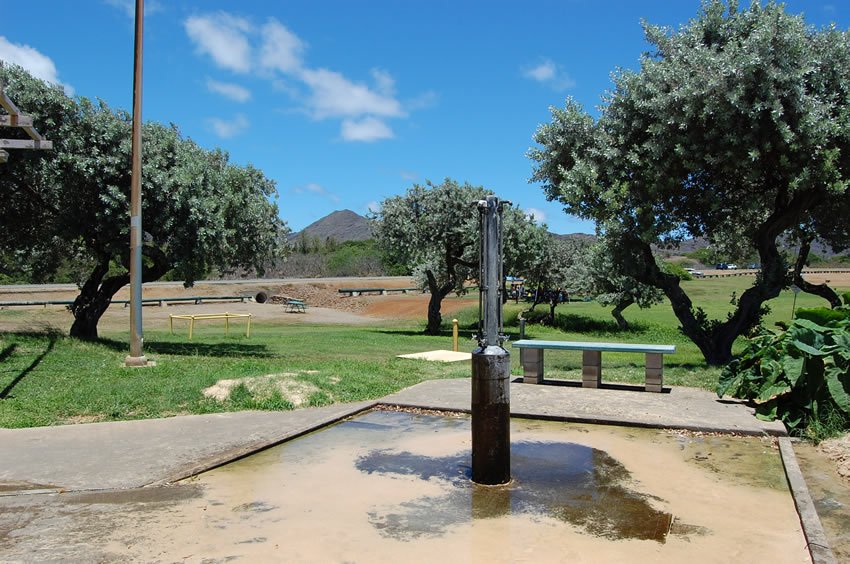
<box><xmin>778</xmin><ymin>437</ymin><xmax>837</xmax><ymax>564</ymax></box>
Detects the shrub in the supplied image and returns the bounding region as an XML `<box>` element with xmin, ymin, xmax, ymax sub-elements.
<box><xmin>717</xmin><ymin>316</ymin><xmax>850</xmax><ymax>438</ymax></box>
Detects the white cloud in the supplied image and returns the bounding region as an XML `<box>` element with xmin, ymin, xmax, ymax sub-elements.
<box><xmin>341</xmin><ymin>117</ymin><xmax>394</xmax><ymax>142</ymax></box>
<box><xmin>183</xmin><ymin>11</ymin><xmax>423</xmax><ymax>143</ymax></box>
<box><xmin>206</xmin><ymin>78</ymin><xmax>251</xmax><ymax>102</ymax></box>
<box><xmin>525</xmin><ymin>208</ymin><xmax>547</xmax><ymax>224</ymax></box>
<box><xmin>294</xmin><ymin>182</ymin><xmax>340</xmax><ymax>203</ymax></box>
<box><xmin>299</xmin><ymin>67</ymin><xmax>404</xmax><ymax>119</ymax></box>
<box><xmin>207</xmin><ymin>113</ymin><xmax>249</xmax><ymax>138</ymax></box>
<box><xmin>522</xmin><ymin>58</ymin><xmax>575</xmax><ymax>91</ymax></box>
<box><xmin>0</xmin><ymin>37</ymin><xmax>73</xmax><ymax>95</ymax></box>
<box><xmin>259</xmin><ymin>19</ymin><xmax>304</xmax><ymax>74</ymax></box>
<box><xmin>406</xmin><ymin>90</ymin><xmax>438</xmax><ymax>111</ymax></box>
<box><xmin>185</xmin><ymin>13</ymin><xmax>253</xmax><ymax>73</ymax></box>
<box><xmin>400</xmin><ymin>170</ymin><xmax>418</xmax><ymax>181</ymax></box>
<box><xmin>370</xmin><ymin>68</ymin><xmax>395</xmax><ymax>96</ymax></box>
<box><xmin>525</xmin><ymin>60</ymin><xmax>556</xmax><ymax>82</ymax></box>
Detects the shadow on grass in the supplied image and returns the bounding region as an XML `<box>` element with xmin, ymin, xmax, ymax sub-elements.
<box><xmin>0</xmin><ymin>334</ymin><xmax>57</xmax><ymax>400</ymax></box>
<box><xmin>97</xmin><ymin>338</ymin><xmax>278</xmax><ymax>358</ymax></box>
<box><xmin>374</xmin><ymin>328</ymin><xmax>478</xmax><ymax>340</ymax></box>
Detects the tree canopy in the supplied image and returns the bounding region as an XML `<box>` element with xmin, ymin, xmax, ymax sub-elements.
<box><xmin>0</xmin><ymin>64</ymin><xmax>287</xmax><ymax>338</ymax></box>
<box><xmin>530</xmin><ymin>1</ymin><xmax>850</xmax><ymax>364</ymax></box>
<box><xmin>371</xmin><ymin>178</ymin><xmax>547</xmax><ymax>334</ymax></box>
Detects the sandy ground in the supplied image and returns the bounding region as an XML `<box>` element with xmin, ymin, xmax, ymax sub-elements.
<box><xmin>820</xmin><ymin>435</ymin><xmax>850</xmax><ymax>480</ymax></box>
<box><xmin>0</xmin><ymin>277</ymin><xmax>478</xmax><ymax>333</ymax></box>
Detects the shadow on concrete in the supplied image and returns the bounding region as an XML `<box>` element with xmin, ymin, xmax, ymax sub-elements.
<box><xmin>511</xmin><ymin>377</ymin><xmax>672</xmax><ymax>394</ymax></box>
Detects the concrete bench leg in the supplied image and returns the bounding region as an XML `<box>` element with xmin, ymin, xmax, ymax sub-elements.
<box><xmin>582</xmin><ymin>350</ymin><xmax>602</xmax><ymax>388</ymax></box>
<box><xmin>521</xmin><ymin>348</ymin><xmax>544</xmax><ymax>384</ymax></box>
<box><xmin>645</xmin><ymin>353</ymin><xmax>663</xmax><ymax>392</ymax></box>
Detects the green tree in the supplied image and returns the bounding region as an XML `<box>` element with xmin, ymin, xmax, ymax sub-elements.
<box><xmin>0</xmin><ymin>64</ymin><xmax>287</xmax><ymax>338</ymax></box>
<box><xmin>371</xmin><ymin>178</ymin><xmax>546</xmax><ymax>334</ymax></box>
<box><xmin>585</xmin><ymin>237</ymin><xmax>665</xmax><ymax>330</ymax></box>
<box><xmin>521</xmin><ymin>237</ymin><xmax>590</xmax><ymax>324</ymax></box>
<box><xmin>530</xmin><ymin>1</ymin><xmax>850</xmax><ymax>364</ymax></box>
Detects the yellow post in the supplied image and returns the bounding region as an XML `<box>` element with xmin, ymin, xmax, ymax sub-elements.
<box><xmin>189</xmin><ymin>317</ymin><xmax>194</xmax><ymax>340</ymax></box>
<box><xmin>452</xmin><ymin>318</ymin><xmax>459</xmax><ymax>352</ymax></box>
<box><xmin>246</xmin><ymin>314</ymin><xmax>252</xmax><ymax>338</ymax></box>
<box><xmin>225</xmin><ymin>312</ymin><xmax>229</xmax><ymax>337</ymax></box>
<box><xmin>169</xmin><ymin>315</ymin><xmax>173</xmax><ymax>335</ymax></box>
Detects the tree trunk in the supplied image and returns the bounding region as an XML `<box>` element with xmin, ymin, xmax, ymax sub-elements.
<box><xmin>424</xmin><ymin>269</ymin><xmax>455</xmax><ymax>335</ymax></box>
<box><xmin>611</xmin><ymin>296</ymin><xmax>634</xmax><ymax>330</ymax></box>
<box><xmin>69</xmin><ymin>245</ymin><xmax>172</xmax><ymax>339</ymax></box>
<box><xmin>627</xmin><ymin>230</ymin><xmax>785</xmax><ymax>365</ymax></box>
<box><xmin>528</xmin><ymin>286</ymin><xmax>544</xmax><ymax>312</ymax></box>
<box><xmin>69</xmin><ymin>262</ymin><xmax>129</xmax><ymax>340</ymax></box>
<box><xmin>793</xmin><ymin>239</ymin><xmax>841</xmax><ymax>308</ymax></box>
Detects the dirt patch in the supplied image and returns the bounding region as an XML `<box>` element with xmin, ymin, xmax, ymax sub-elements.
<box><xmin>202</xmin><ymin>372</ymin><xmax>323</xmax><ymax>407</ymax></box>
<box><xmin>819</xmin><ymin>434</ymin><xmax>850</xmax><ymax>481</ymax></box>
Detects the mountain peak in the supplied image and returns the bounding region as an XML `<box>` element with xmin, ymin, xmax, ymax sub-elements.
<box><xmin>290</xmin><ymin>210</ymin><xmax>371</xmax><ymax>242</ymax></box>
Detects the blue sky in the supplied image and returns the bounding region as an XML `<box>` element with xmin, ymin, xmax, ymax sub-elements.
<box><xmin>1</xmin><ymin>1</ymin><xmax>847</xmax><ymax>234</ymax></box>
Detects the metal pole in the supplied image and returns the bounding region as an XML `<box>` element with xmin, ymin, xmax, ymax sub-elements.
<box><xmin>471</xmin><ymin>196</ymin><xmax>511</xmax><ymax>485</ymax></box>
<box><xmin>125</xmin><ymin>0</ymin><xmax>147</xmax><ymax>367</ymax></box>
<box><xmin>452</xmin><ymin>319</ymin><xmax>459</xmax><ymax>352</ymax></box>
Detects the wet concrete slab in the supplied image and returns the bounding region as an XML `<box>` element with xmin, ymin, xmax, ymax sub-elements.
<box><xmin>0</xmin><ymin>411</ymin><xmax>809</xmax><ymax>562</ymax></box>
<box><xmin>382</xmin><ymin>378</ymin><xmax>786</xmax><ymax>435</ymax></box>
<box><xmin>0</xmin><ymin>401</ymin><xmax>374</xmax><ymax>493</ymax></box>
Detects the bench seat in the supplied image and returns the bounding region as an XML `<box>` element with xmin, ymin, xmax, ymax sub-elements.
<box><xmin>286</xmin><ymin>299</ymin><xmax>307</xmax><ymax>313</ymax></box>
<box><xmin>512</xmin><ymin>339</ymin><xmax>676</xmax><ymax>392</ymax></box>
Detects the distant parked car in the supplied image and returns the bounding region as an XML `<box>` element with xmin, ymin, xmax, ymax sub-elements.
<box><xmin>684</xmin><ymin>267</ymin><xmax>705</xmax><ymax>278</ymax></box>
<box><xmin>716</xmin><ymin>263</ymin><xmax>728</xmax><ymax>270</ymax></box>
<box><xmin>748</xmin><ymin>263</ymin><xmax>760</xmax><ymax>269</ymax></box>
<box><xmin>727</xmin><ymin>263</ymin><xmax>738</xmax><ymax>269</ymax></box>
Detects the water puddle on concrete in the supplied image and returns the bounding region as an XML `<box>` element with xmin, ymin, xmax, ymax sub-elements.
<box><xmin>792</xmin><ymin>441</ymin><xmax>850</xmax><ymax>562</ymax></box>
<box><xmin>112</xmin><ymin>411</ymin><xmax>808</xmax><ymax>562</ymax></box>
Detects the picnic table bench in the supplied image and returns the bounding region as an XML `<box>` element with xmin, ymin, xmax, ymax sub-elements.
<box><xmin>286</xmin><ymin>299</ymin><xmax>307</xmax><ymax>313</ymax></box>
<box><xmin>512</xmin><ymin>339</ymin><xmax>676</xmax><ymax>392</ymax></box>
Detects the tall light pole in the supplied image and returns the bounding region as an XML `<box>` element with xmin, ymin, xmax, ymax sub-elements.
<box><xmin>125</xmin><ymin>0</ymin><xmax>147</xmax><ymax>367</ymax></box>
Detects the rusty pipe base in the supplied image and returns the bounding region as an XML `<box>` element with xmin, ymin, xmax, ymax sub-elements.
<box><xmin>471</xmin><ymin>345</ymin><xmax>511</xmax><ymax>485</ymax></box>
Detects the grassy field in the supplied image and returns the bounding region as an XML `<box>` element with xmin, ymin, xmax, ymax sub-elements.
<box><xmin>0</xmin><ymin>276</ymin><xmax>846</xmax><ymax>428</ymax></box>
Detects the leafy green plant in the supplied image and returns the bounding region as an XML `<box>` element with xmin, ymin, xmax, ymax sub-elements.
<box><xmin>717</xmin><ymin>317</ymin><xmax>850</xmax><ymax>436</ymax></box>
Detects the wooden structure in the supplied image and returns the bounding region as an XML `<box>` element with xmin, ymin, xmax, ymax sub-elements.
<box><xmin>0</xmin><ymin>76</ymin><xmax>53</xmax><ymax>163</ymax></box>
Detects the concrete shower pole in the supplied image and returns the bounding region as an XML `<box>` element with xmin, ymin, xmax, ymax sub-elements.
<box><xmin>471</xmin><ymin>196</ymin><xmax>511</xmax><ymax>485</ymax></box>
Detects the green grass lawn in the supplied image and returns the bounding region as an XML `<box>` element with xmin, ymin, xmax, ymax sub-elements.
<box><xmin>1</xmin><ymin>276</ymin><xmax>846</xmax><ymax>428</ymax></box>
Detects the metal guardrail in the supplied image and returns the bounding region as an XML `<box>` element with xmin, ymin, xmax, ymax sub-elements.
<box><xmin>338</xmin><ymin>287</ymin><xmax>420</xmax><ymax>296</ymax></box>
<box><xmin>701</xmin><ymin>269</ymin><xmax>850</xmax><ymax>278</ymax></box>
<box><xmin>169</xmin><ymin>312</ymin><xmax>252</xmax><ymax>339</ymax></box>
<box><xmin>0</xmin><ymin>296</ymin><xmax>252</xmax><ymax>309</ymax></box>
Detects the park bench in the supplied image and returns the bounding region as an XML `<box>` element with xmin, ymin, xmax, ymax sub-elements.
<box><xmin>286</xmin><ymin>299</ymin><xmax>307</xmax><ymax>313</ymax></box>
<box><xmin>512</xmin><ymin>339</ymin><xmax>676</xmax><ymax>392</ymax></box>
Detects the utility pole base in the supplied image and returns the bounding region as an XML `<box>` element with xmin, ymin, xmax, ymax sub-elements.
<box><xmin>124</xmin><ymin>355</ymin><xmax>150</xmax><ymax>367</ymax></box>
<box><xmin>471</xmin><ymin>345</ymin><xmax>511</xmax><ymax>485</ymax></box>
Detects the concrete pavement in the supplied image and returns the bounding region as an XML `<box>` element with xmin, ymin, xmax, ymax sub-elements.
<box><xmin>0</xmin><ymin>377</ymin><xmax>837</xmax><ymax>563</ymax></box>
<box><xmin>1</xmin><ymin>378</ymin><xmax>782</xmax><ymax>494</ymax></box>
